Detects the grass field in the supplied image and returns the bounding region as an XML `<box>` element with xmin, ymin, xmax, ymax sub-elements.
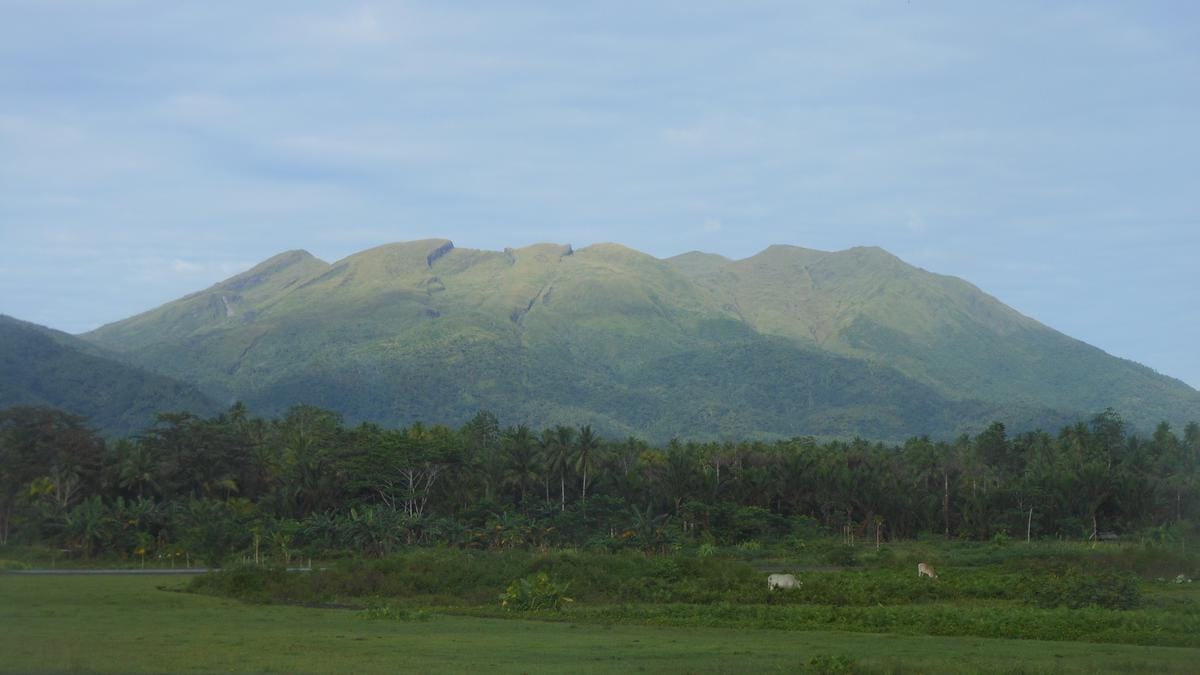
<box><xmin>3</xmin><ymin>574</ymin><xmax>1200</xmax><ymax>674</ymax></box>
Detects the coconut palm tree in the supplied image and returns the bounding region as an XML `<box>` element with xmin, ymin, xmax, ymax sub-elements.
<box><xmin>544</xmin><ymin>426</ymin><xmax>575</xmax><ymax>511</ymax></box>
<box><xmin>574</xmin><ymin>425</ymin><xmax>601</xmax><ymax>506</ymax></box>
<box><xmin>501</xmin><ymin>425</ymin><xmax>539</xmax><ymax>507</ymax></box>
<box><xmin>115</xmin><ymin>439</ymin><xmax>159</xmax><ymax>499</ymax></box>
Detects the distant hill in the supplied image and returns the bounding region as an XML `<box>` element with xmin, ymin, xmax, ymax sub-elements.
<box><xmin>0</xmin><ymin>315</ymin><xmax>219</xmax><ymax>435</ymax></box>
<box><xmin>79</xmin><ymin>240</ymin><xmax>1198</xmax><ymax>441</ymax></box>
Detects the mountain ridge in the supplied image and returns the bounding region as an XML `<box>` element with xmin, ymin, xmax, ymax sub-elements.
<box><xmin>76</xmin><ymin>240</ymin><xmax>1198</xmax><ymax>440</ymax></box>
<box><xmin>0</xmin><ymin>315</ymin><xmax>220</xmax><ymax>434</ymax></box>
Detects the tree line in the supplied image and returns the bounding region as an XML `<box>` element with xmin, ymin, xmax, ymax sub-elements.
<box><xmin>1</xmin><ymin>403</ymin><xmax>1197</xmax><ymax>564</ymax></box>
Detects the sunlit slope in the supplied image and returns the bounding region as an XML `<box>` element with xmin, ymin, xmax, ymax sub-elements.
<box><xmin>81</xmin><ymin>240</ymin><xmax>1196</xmax><ymax>439</ymax></box>
<box><xmin>0</xmin><ymin>315</ymin><xmax>219</xmax><ymax>434</ymax></box>
<box><xmin>668</xmin><ymin>245</ymin><xmax>1200</xmax><ymax>428</ymax></box>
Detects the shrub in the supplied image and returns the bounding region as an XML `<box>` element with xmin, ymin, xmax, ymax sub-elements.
<box><xmin>188</xmin><ymin>564</ymin><xmax>294</xmax><ymax>604</ymax></box>
<box><xmin>500</xmin><ymin>572</ymin><xmax>573</xmax><ymax>611</ymax></box>
<box><xmin>804</xmin><ymin>654</ymin><xmax>859</xmax><ymax>674</ymax></box>
<box><xmin>736</xmin><ymin>540</ymin><xmax>764</xmax><ymax>558</ymax></box>
<box><xmin>1022</xmin><ymin>568</ymin><xmax>1141</xmax><ymax>610</ymax></box>
<box><xmin>821</xmin><ymin>543</ymin><xmax>859</xmax><ymax>567</ymax></box>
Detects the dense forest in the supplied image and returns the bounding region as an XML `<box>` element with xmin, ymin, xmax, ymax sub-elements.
<box><xmin>2</xmin><ymin>404</ymin><xmax>1197</xmax><ymax>565</ymax></box>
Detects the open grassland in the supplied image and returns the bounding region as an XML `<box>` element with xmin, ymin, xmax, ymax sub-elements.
<box><xmin>3</xmin><ymin>573</ymin><xmax>1200</xmax><ymax>674</ymax></box>
<box><xmin>184</xmin><ymin>544</ymin><xmax>1200</xmax><ymax>648</ymax></box>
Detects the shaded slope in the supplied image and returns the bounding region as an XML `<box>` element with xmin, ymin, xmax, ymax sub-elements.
<box><xmin>0</xmin><ymin>315</ymin><xmax>219</xmax><ymax>435</ymax></box>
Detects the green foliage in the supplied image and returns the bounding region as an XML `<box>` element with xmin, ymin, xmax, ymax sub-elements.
<box><xmin>187</xmin><ymin>547</ymin><xmax>1152</xmax><ymax>617</ymax></box>
<box><xmin>4</xmin><ymin>399</ymin><xmax>1200</xmax><ymax>566</ymax></box>
<box><xmin>173</xmin><ymin>545</ymin><xmax>1199</xmax><ymax>652</ymax></box>
<box><xmin>64</xmin><ymin>496</ymin><xmax>116</xmax><ymax>558</ymax></box>
<box><xmin>804</xmin><ymin>654</ymin><xmax>860</xmax><ymax>674</ymax></box>
<box><xmin>188</xmin><ymin>549</ymin><xmax>768</xmax><ymax>606</ymax></box>
<box><xmin>1022</xmin><ymin>568</ymin><xmax>1141</xmax><ymax>610</ymax></box>
<box><xmin>178</xmin><ymin>500</ymin><xmax>252</xmax><ymax>568</ymax></box>
<box><xmin>820</xmin><ymin>543</ymin><xmax>859</xmax><ymax>567</ymax></box>
<box><xmin>189</xmin><ymin>564</ymin><xmax>288</xmax><ymax>604</ymax></box>
<box><xmin>500</xmin><ymin>572</ymin><xmax>573</xmax><ymax>611</ymax></box>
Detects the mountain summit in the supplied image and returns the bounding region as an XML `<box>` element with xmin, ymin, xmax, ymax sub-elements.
<box><xmin>80</xmin><ymin>240</ymin><xmax>1199</xmax><ymax>440</ymax></box>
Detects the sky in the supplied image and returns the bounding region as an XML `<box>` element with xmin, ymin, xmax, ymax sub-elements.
<box><xmin>1</xmin><ymin>1</ymin><xmax>1198</xmax><ymax>389</ymax></box>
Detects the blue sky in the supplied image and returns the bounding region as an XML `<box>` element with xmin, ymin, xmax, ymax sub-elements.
<box><xmin>1</xmin><ymin>2</ymin><xmax>1198</xmax><ymax>389</ymax></box>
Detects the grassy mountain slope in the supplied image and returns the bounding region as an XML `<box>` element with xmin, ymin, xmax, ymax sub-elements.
<box><xmin>667</xmin><ymin>245</ymin><xmax>1200</xmax><ymax>429</ymax></box>
<box><xmin>0</xmin><ymin>315</ymin><xmax>219</xmax><ymax>435</ymax></box>
<box><xmin>80</xmin><ymin>240</ymin><xmax>1197</xmax><ymax>440</ymax></box>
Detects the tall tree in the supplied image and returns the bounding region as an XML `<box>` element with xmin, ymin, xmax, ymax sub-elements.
<box><xmin>114</xmin><ymin>439</ymin><xmax>159</xmax><ymax>499</ymax></box>
<box><xmin>544</xmin><ymin>426</ymin><xmax>575</xmax><ymax>511</ymax></box>
<box><xmin>0</xmin><ymin>407</ymin><xmax>102</xmax><ymax>542</ymax></box>
<box><xmin>500</xmin><ymin>425</ymin><xmax>539</xmax><ymax>507</ymax></box>
<box><xmin>463</xmin><ymin>411</ymin><xmax>502</xmax><ymax>502</ymax></box>
<box><xmin>575</xmin><ymin>425</ymin><xmax>601</xmax><ymax>506</ymax></box>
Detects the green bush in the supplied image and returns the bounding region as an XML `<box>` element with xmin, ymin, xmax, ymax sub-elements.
<box><xmin>500</xmin><ymin>572</ymin><xmax>573</xmax><ymax>611</ymax></box>
<box><xmin>1022</xmin><ymin>568</ymin><xmax>1140</xmax><ymax>610</ymax></box>
<box><xmin>188</xmin><ymin>564</ymin><xmax>294</xmax><ymax>604</ymax></box>
<box><xmin>821</xmin><ymin>543</ymin><xmax>859</xmax><ymax>567</ymax></box>
<box><xmin>188</xmin><ymin>549</ymin><xmax>768</xmax><ymax>606</ymax></box>
<box><xmin>804</xmin><ymin>654</ymin><xmax>859</xmax><ymax>674</ymax></box>
<box><xmin>189</xmin><ymin>549</ymin><xmax>1149</xmax><ymax>614</ymax></box>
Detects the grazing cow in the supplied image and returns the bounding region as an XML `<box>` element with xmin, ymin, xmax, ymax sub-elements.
<box><xmin>767</xmin><ymin>573</ymin><xmax>799</xmax><ymax>590</ymax></box>
<box><xmin>917</xmin><ymin>562</ymin><xmax>938</xmax><ymax>579</ymax></box>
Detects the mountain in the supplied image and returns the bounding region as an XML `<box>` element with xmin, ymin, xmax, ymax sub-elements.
<box><xmin>79</xmin><ymin>240</ymin><xmax>1198</xmax><ymax>441</ymax></box>
<box><xmin>0</xmin><ymin>315</ymin><xmax>220</xmax><ymax>435</ymax></box>
<box><xmin>666</xmin><ymin>245</ymin><xmax>1199</xmax><ymax>430</ymax></box>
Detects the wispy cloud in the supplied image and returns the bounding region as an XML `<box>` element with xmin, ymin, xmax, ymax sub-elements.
<box><xmin>662</xmin><ymin>115</ymin><xmax>764</xmax><ymax>155</ymax></box>
<box><xmin>289</xmin><ymin>6</ymin><xmax>389</xmax><ymax>46</ymax></box>
<box><xmin>157</xmin><ymin>93</ymin><xmax>240</xmax><ymax>126</ymax></box>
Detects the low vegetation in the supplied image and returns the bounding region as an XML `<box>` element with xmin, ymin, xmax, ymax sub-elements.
<box><xmin>181</xmin><ymin>544</ymin><xmax>1200</xmax><ymax>649</ymax></box>
<box><xmin>9</xmin><ymin>574</ymin><xmax>1200</xmax><ymax>674</ymax></box>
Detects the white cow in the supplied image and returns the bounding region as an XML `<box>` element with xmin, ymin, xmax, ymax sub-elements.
<box><xmin>917</xmin><ymin>562</ymin><xmax>938</xmax><ymax>579</ymax></box>
<box><xmin>767</xmin><ymin>573</ymin><xmax>799</xmax><ymax>590</ymax></box>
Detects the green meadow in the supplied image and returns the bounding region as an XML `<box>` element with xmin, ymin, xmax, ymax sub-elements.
<box><xmin>4</xmin><ymin>557</ymin><xmax>1200</xmax><ymax>674</ymax></box>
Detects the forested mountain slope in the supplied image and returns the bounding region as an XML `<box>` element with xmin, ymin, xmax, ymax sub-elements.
<box><xmin>666</xmin><ymin>245</ymin><xmax>1199</xmax><ymax>428</ymax></box>
<box><xmin>0</xmin><ymin>315</ymin><xmax>219</xmax><ymax>434</ymax></box>
<box><xmin>79</xmin><ymin>240</ymin><xmax>1197</xmax><ymax>440</ymax></box>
